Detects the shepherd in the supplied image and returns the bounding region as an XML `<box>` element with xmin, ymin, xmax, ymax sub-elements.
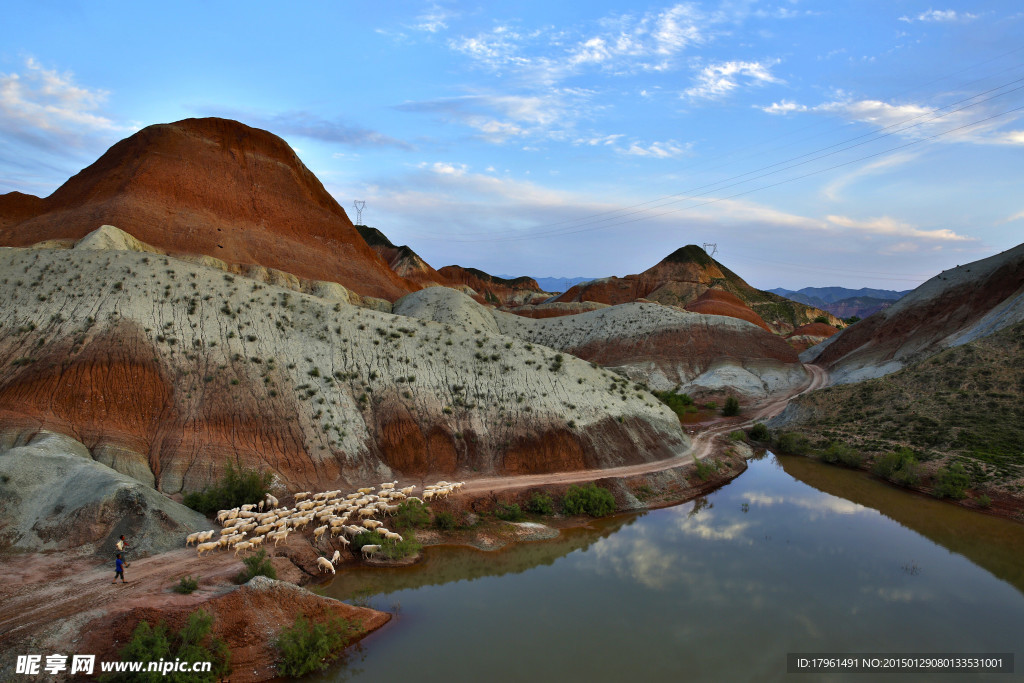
<box><xmin>113</xmin><ymin>553</ymin><xmax>127</xmax><ymax>584</ymax></box>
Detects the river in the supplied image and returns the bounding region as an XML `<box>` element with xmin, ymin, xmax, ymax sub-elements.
<box><xmin>317</xmin><ymin>453</ymin><xmax>1024</xmax><ymax>681</ymax></box>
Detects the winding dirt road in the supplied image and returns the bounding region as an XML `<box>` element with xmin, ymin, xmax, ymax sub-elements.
<box><xmin>459</xmin><ymin>363</ymin><xmax>829</xmax><ymax>496</ymax></box>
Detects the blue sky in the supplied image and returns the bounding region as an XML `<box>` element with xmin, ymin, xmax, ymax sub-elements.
<box><xmin>1</xmin><ymin>1</ymin><xmax>1021</xmax><ymax>289</ymax></box>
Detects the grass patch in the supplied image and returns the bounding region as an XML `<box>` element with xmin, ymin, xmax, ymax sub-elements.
<box><xmin>652</xmin><ymin>390</ymin><xmax>695</xmax><ymax>419</ymax></box>
<box><xmin>391</xmin><ymin>500</ymin><xmax>430</xmax><ymax>530</ymax></box>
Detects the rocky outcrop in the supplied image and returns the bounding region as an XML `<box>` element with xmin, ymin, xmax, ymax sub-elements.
<box><xmin>803</xmin><ymin>242</ymin><xmax>1024</xmax><ymax>384</ymax></box>
<box><xmin>555</xmin><ymin>244</ymin><xmax>840</xmax><ymax>334</ymax></box>
<box><xmin>507</xmin><ymin>301</ymin><xmax>610</xmax><ymax>319</ymax></box>
<box><xmin>0</xmin><ymin>117</ymin><xmax>415</xmax><ymax>301</ymax></box>
<box><xmin>0</xmin><ymin>230</ymin><xmax>688</xmax><ymax>493</ymax></box>
<box><xmin>0</xmin><ymin>431</ymin><xmax>208</xmax><ymax>554</ymax></box>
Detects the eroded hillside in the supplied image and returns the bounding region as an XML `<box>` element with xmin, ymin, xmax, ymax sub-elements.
<box><xmin>0</xmin><ymin>228</ymin><xmax>688</xmax><ymax>493</ymax></box>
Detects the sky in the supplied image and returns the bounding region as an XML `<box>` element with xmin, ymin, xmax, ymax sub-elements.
<box><xmin>0</xmin><ymin>1</ymin><xmax>1022</xmax><ymax>290</ymax></box>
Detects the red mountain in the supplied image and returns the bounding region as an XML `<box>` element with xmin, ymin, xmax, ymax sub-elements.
<box><xmin>0</xmin><ymin>118</ymin><xmax>414</xmax><ymax>301</ymax></box>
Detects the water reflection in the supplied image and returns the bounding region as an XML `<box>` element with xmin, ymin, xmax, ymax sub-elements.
<box><xmin>312</xmin><ymin>454</ymin><xmax>1024</xmax><ymax>682</ymax></box>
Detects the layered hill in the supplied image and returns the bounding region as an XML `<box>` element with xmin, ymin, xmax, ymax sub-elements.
<box><xmin>394</xmin><ymin>287</ymin><xmax>808</xmax><ymax>398</ymax></box>
<box><xmin>437</xmin><ymin>265</ymin><xmax>552</xmax><ymax>307</ymax></box>
<box><xmin>0</xmin><ymin>226</ymin><xmax>688</xmax><ymax>492</ymax></box>
<box><xmin>554</xmin><ymin>245</ymin><xmax>840</xmax><ymax>334</ymax></box>
<box><xmin>355</xmin><ymin>225</ymin><xmax>450</xmax><ymax>288</ymax></box>
<box><xmin>0</xmin><ymin>118</ymin><xmax>414</xmax><ymax>301</ymax></box>
<box><xmin>803</xmin><ymin>243</ymin><xmax>1024</xmax><ymax>384</ymax></box>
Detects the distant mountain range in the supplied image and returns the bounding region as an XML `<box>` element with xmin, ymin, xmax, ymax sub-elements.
<box><xmin>769</xmin><ymin>286</ymin><xmax>912</xmax><ymax>319</ymax></box>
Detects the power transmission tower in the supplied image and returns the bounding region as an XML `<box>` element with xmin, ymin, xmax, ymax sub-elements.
<box><xmin>353</xmin><ymin>200</ymin><xmax>366</xmax><ymax>225</ymax></box>
<box><xmin>702</xmin><ymin>242</ymin><xmax>718</xmax><ymax>259</ymax></box>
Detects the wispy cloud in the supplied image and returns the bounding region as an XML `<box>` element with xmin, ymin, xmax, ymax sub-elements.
<box><xmin>0</xmin><ymin>57</ymin><xmax>125</xmax><ymax>152</ymax></box>
<box><xmin>899</xmin><ymin>9</ymin><xmax>978</xmax><ymax>23</ymax></box>
<box><xmin>412</xmin><ymin>3</ymin><xmax>454</xmax><ymax>33</ymax></box>
<box><xmin>622</xmin><ymin>139</ymin><xmax>692</xmax><ymax>158</ymax></box>
<box><xmin>683</xmin><ymin>60</ymin><xmax>781</xmax><ymax>100</ymax></box>
<box><xmin>200</xmin><ymin>108</ymin><xmax>413</xmax><ymax>150</ymax></box>
<box><xmin>758</xmin><ymin>94</ymin><xmax>1024</xmax><ymax>146</ymax></box>
<box><xmin>997</xmin><ymin>209</ymin><xmax>1024</xmax><ymax>225</ymax></box>
<box><xmin>395</xmin><ymin>91</ymin><xmax>591</xmax><ymax>143</ymax></box>
<box><xmin>821</xmin><ymin>152</ymin><xmax>920</xmax><ymax>201</ymax></box>
<box><xmin>826</xmin><ymin>214</ymin><xmax>971</xmax><ymax>241</ymax></box>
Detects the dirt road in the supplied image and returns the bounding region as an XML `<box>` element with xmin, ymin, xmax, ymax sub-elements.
<box><xmin>459</xmin><ymin>363</ymin><xmax>829</xmax><ymax>496</ymax></box>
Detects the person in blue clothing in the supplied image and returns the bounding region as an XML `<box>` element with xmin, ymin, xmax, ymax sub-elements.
<box><xmin>113</xmin><ymin>553</ymin><xmax>127</xmax><ymax>583</ymax></box>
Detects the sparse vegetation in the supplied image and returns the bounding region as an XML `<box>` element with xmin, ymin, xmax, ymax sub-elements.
<box><xmin>723</xmin><ymin>396</ymin><xmax>740</xmax><ymax>417</ymax></box>
<box><xmin>102</xmin><ymin>609</ymin><xmax>230</xmax><ymax>682</ymax></box>
<box><xmin>652</xmin><ymin>390</ymin><xmax>696</xmax><ymax>419</ymax></box>
<box><xmin>525</xmin><ymin>492</ymin><xmax>555</xmax><ymax>515</ymax></box>
<box><xmin>494</xmin><ymin>502</ymin><xmax>525</xmax><ymax>522</ymax></box>
<box><xmin>391</xmin><ymin>500</ymin><xmax>430</xmax><ymax>530</ymax></box>
<box><xmin>934</xmin><ymin>462</ymin><xmax>970</xmax><ymax>499</ymax></box>
<box><xmin>873</xmin><ymin>447</ymin><xmax>921</xmax><ymax>487</ymax></box>
<box><xmin>433</xmin><ymin>510</ymin><xmax>456</xmax><ymax>530</ymax></box>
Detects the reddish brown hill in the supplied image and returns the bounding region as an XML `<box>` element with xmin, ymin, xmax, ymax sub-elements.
<box><xmin>438</xmin><ymin>265</ymin><xmax>549</xmax><ymax>306</ymax></box>
<box><xmin>356</xmin><ymin>225</ymin><xmax>451</xmax><ymax>288</ymax></box>
<box><xmin>555</xmin><ymin>244</ymin><xmax>839</xmax><ymax>334</ymax></box>
<box><xmin>684</xmin><ymin>288</ymin><xmax>771</xmax><ymax>331</ymax></box>
<box><xmin>0</xmin><ymin>118</ymin><xmax>414</xmax><ymax>301</ymax></box>
<box><xmin>785</xmin><ymin>322</ymin><xmax>840</xmax><ymax>352</ymax></box>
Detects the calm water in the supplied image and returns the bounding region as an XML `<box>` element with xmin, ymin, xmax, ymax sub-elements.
<box><xmin>317</xmin><ymin>454</ymin><xmax>1024</xmax><ymax>682</ymax></box>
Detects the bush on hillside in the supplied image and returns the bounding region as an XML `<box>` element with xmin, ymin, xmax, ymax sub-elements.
<box><xmin>562</xmin><ymin>483</ymin><xmax>616</xmax><ymax>517</ymax></box>
<box><xmin>934</xmin><ymin>462</ymin><xmax>970</xmax><ymax>499</ymax></box>
<box><xmin>391</xmin><ymin>500</ymin><xmax>430</xmax><ymax>530</ymax></box>
<box><xmin>749</xmin><ymin>423</ymin><xmax>770</xmax><ymax>442</ymax></box>
<box><xmin>525</xmin><ymin>492</ymin><xmax>555</xmax><ymax>516</ymax></box>
<box><xmin>873</xmin><ymin>448</ymin><xmax>921</xmax><ymax>487</ymax></box>
<box><xmin>236</xmin><ymin>549</ymin><xmax>276</xmax><ymax>584</ymax></box>
<box><xmin>819</xmin><ymin>442</ymin><xmax>864</xmax><ymax>468</ymax></box>
<box><xmin>183</xmin><ymin>463</ymin><xmax>273</xmax><ymax>515</ymax></box>
<box><xmin>652</xmin><ymin>390</ymin><xmax>696</xmax><ymax>419</ymax></box>
<box><xmin>774</xmin><ymin>432</ymin><xmax>812</xmax><ymax>456</ymax></box>
<box><xmin>494</xmin><ymin>503</ymin><xmax>524</xmax><ymax>522</ymax></box>
<box><xmin>723</xmin><ymin>396</ymin><xmax>740</xmax><ymax>417</ymax></box>
<box><xmin>276</xmin><ymin>614</ymin><xmax>355</xmax><ymax>678</ymax></box>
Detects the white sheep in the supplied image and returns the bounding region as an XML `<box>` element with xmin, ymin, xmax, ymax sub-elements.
<box><xmin>337</xmin><ymin>535</ymin><xmax>351</xmax><ymax>549</ymax></box>
<box><xmin>357</xmin><ymin>486</ymin><xmax>375</xmax><ymax>495</ymax></box>
<box><xmin>313</xmin><ymin>525</ymin><xmax>329</xmax><ymax>543</ymax></box>
<box><xmin>400</xmin><ymin>485</ymin><xmax>416</xmax><ymax>496</ymax></box>
<box><xmin>316</xmin><ymin>557</ymin><xmax>335</xmax><ymax>574</ymax></box>
<box><xmin>265</xmin><ymin>494</ymin><xmax>279</xmax><ymax>508</ymax></box>
<box><xmin>361</xmin><ymin>544</ymin><xmax>381</xmax><ymax>559</ymax></box>
<box><xmin>331</xmin><ymin>550</ymin><xmax>342</xmax><ymax>564</ymax></box>
<box><xmin>383</xmin><ymin>531</ymin><xmax>403</xmax><ymax>543</ymax></box>
<box><xmin>233</xmin><ymin>541</ymin><xmax>254</xmax><ymax>556</ymax></box>
<box><xmin>294</xmin><ymin>492</ymin><xmax>311</xmax><ymax>502</ymax></box>
<box><xmin>249</xmin><ymin>535</ymin><xmax>265</xmax><ymax>548</ymax></box>
<box><xmin>271</xmin><ymin>529</ymin><xmax>290</xmax><ymax>546</ymax></box>
<box><xmin>196</xmin><ymin>541</ymin><xmax>219</xmax><ymax>557</ymax></box>
<box><xmin>362</xmin><ymin>519</ymin><xmax>383</xmax><ymax>531</ymax></box>
<box><xmin>185</xmin><ymin>531</ymin><xmax>201</xmax><ymax>547</ymax></box>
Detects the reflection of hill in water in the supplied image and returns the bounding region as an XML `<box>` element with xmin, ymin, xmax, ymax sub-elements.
<box><xmin>779</xmin><ymin>453</ymin><xmax>1024</xmax><ymax>595</ymax></box>
<box><xmin>320</xmin><ymin>516</ymin><xmax>638</xmax><ymax>600</ymax></box>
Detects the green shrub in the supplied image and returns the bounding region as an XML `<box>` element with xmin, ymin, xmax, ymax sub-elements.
<box><xmin>275</xmin><ymin>614</ymin><xmax>355</xmax><ymax>678</ymax></box>
<box><xmin>652</xmin><ymin>390</ymin><xmax>695</xmax><ymax>419</ymax></box>
<box><xmin>976</xmin><ymin>494</ymin><xmax>992</xmax><ymax>508</ymax></box>
<box><xmin>722</xmin><ymin>396</ymin><xmax>740</xmax><ymax>417</ymax></box>
<box><xmin>433</xmin><ymin>511</ymin><xmax>455</xmax><ymax>530</ymax></box>
<box><xmin>873</xmin><ymin>448</ymin><xmax>921</xmax><ymax>487</ymax></box>
<box><xmin>934</xmin><ymin>462</ymin><xmax>970</xmax><ymax>499</ymax></box>
<box><xmin>236</xmin><ymin>549</ymin><xmax>276</xmax><ymax>583</ymax></box>
<box><xmin>819</xmin><ymin>442</ymin><xmax>864</xmax><ymax>468</ymax></box>
<box><xmin>351</xmin><ymin>530</ymin><xmax>422</xmax><ymax>560</ymax></box>
<box><xmin>102</xmin><ymin>609</ymin><xmax>230</xmax><ymax>682</ymax></box>
<box><xmin>749</xmin><ymin>423</ymin><xmax>770</xmax><ymax>442</ymax></box>
<box><xmin>183</xmin><ymin>463</ymin><xmax>273</xmax><ymax>515</ymax></box>
<box><xmin>693</xmin><ymin>459</ymin><xmax>716</xmax><ymax>481</ymax></box>
<box><xmin>814</xmin><ymin>315</ymin><xmax>830</xmax><ymax>324</ymax></box>
<box><xmin>391</xmin><ymin>500</ymin><xmax>430</xmax><ymax>530</ymax></box>
<box><xmin>729</xmin><ymin>430</ymin><xmax>747</xmax><ymax>442</ymax></box>
<box><xmin>562</xmin><ymin>483</ymin><xmax>616</xmax><ymax>517</ymax></box>
<box><xmin>525</xmin><ymin>492</ymin><xmax>555</xmax><ymax>515</ymax></box>
<box><xmin>494</xmin><ymin>503</ymin><xmax>524</xmax><ymax>522</ymax></box>
<box><xmin>350</xmin><ymin>530</ymin><xmax>384</xmax><ymax>553</ymax></box>
<box><xmin>174</xmin><ymin>575</ymin><xmax>199</xmax><ymax>594</ymax></box>
<box><xmin>775</xmin><ymin>432</ymin><xmax>812</xmax><ymax>456</ymax></box>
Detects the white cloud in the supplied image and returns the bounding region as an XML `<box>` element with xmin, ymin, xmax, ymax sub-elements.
<box><xmin>412</xmin><ymin>3</ymin><xmax>453</xmax><ymax>33</ymax></box>
<box><xmin>826</xmin><ymin>214</ymin><xmax>970</xmax><ymax>241</ymax></box>
<box><xmin>899</xmin><ymin>9</ymin><xmax>978</xmax><ymax>23</ymax></box>
<box><xmin>622</xmin><ymin>139</ymin><xmax>692</xmax><ymax>158</ymax></box>
<box><xmin>575</xmin><ymin>133</ymin><xmax>624</xmax><ymax>146</ymax></box>
<box><xmin>0</xmin><ymin>57</ymin><xmax>123</xmax><ymax>146</ymax></box>
<box><xmin>760</xmin><ymin>99</ymin><xmax>807</xmax><ymax>115</ymax></box>
<box><xmin>821</xmin><ymin>152</ymin><xmax>920</xmax><ymax>201</ymax></box>
<box><xmin>683</xmin><ymin>60</ymin><xmax>781</xmax><ymax>100</ymax></box>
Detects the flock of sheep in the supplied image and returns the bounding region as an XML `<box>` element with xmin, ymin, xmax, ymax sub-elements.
<box><xmin>185</xmin><ymin>480</ymin><xmax>465</xmax><ymax>575</ymax></box>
